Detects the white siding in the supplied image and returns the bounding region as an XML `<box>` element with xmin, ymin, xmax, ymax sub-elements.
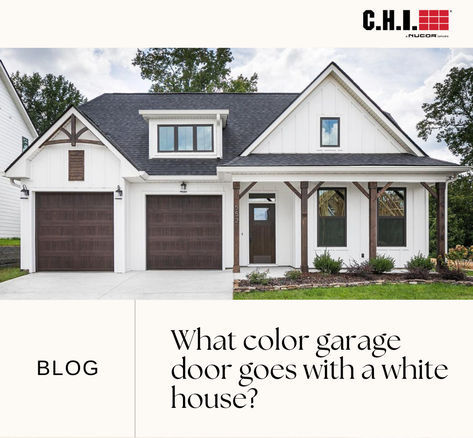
<box><xmin>253</xmin><ymin>76</ymin><xmax>405</xmax><ymax>155</ymax></box>
<box><xmin>0</xmin><ymin>76</ymin><xmax>34</xmax><ymax>237</ymax></box>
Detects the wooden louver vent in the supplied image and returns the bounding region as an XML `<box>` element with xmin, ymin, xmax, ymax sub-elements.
<box><xmin>69</xmin><ymin>150</ymin><xmax>84</xmax><ymax>181</ymax></box>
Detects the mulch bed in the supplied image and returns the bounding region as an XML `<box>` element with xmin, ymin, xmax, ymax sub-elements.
<box><xmin>234</xmin><ymin>272</ymin><xmax>473</xmax><ymax>292</ymax></box>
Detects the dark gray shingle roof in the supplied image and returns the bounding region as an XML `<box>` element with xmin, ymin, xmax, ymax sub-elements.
<box><xmin>223</xmin><ymin>153</ymin><xmax>460</xmax><ymax>167</ymax></box>
<box><xmin>79</xmin><ymin>93</ymin><xmax>298</xmax><ymax>175</ymax></box>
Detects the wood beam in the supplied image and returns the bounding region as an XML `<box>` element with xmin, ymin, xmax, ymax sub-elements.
<box><xmin>436</xmin><ymin>182</ymin><xmax>446</xmax><ymax>269</ymax></box>
<box><xmin>300</xmin><ymin>181</ymin><xmax>309</xmax><ymax>273</ymax></box>
<box><xmin>307</xmin><ymin>182</ymin><xmax>324</xmax><ymax>200</ymax></box>
<box><xmin>239</xmin><ymin>182</ymin><xmax>257</xmax><ymax>199</ymax></box>
<box><xmin>284</xmin><ymin>181</ymin><xmax>301</xmax><ymax>199</ymax></box>
<box><xmin>420</xmin><ymin>182</ymin><xmax>437</xmax><ymax>199</ymax></box>
<box><xmin>76</xmin><ymin>126</ymin><xmax>89</xmax><ymax>139</ymax></box>
<box><xmin>352</xmin><ymin>182</ymin><xmax>369</xmax><ymax>199</ymax></box>
<box><xmin>70</xmin><ymin>114</ymin><xmax>77</xmax><ymax>146</ymax></box>
<box><xmin>368</xmin><ymin>182</ymin><xmax>378</xmax><ymax>260</ymax></box>
<box><xmin>376</xmin><ymin>182</ymin><xmax>393</xmax><ymax>199</ymax></box>
<box><xmin>75</xmin><ymin>139</ymin><xmax>104</xmax><ymax>146</ymax></box>
<box><xmin>233</xmin><ymin>182</ymin><xmax>240</xmax><ymax>273</ymax></box>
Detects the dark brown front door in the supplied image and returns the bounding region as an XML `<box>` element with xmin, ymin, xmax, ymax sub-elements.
<box><xmin>249</xmin><ymin>204</ymin><xmax>275</xmax><ymax>264</ymax></box>
<box><xmin>36</xmin><ymin>192</ymin><xmax>114</xmax><ymax>271</ymax></box>
<box><xmin>146</xmin><ymin>195</ymin><xmax>222</xmax><ymax>269</ymax></box>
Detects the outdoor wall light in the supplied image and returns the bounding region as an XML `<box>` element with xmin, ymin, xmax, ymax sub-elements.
<box><xmin>180</xmin><ymin>182</ymin><xmax>187</xmax><ymax>193</ymax></box>
<box><xmin>115</xmin><ymin>185</ymin><xmax>123</xmax><ymax>199</ymax></box>
<box><xmin>20</xmin><ymin>184</ymin><xmax>29</xmax><ymax>199</ymax></box>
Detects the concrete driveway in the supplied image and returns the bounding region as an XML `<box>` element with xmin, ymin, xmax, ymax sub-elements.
<box><xmin>0</xmin><ymin>270</ymin><xmax>233</xmax><ymax>300</ymax></box>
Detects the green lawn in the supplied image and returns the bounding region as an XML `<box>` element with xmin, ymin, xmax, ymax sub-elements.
<box><xmin>0</xmin><ymin>238</ymin><xmax>20</xmax><ymax>246</ymax></box>
<box><xmin>0</xmin><ymin>267</ymin><xmax>27</xmax><ymax>283</ymax></box>
<box><xmin>234</xmin><ymin>283</ymin><xmax>473</xmax><ymax>300</ymax></box>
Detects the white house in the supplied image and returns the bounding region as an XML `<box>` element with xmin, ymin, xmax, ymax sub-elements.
<box><xmin>3</xmin><ymin>62</ymin><xmax>468</xmax><ymax>273</ymax></box>
<box><xmin>0</xmin><ymin>60</ymin><xmax>37</xmax><ymax>238</ymax></box>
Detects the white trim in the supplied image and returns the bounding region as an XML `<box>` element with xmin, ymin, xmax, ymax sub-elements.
<box><xmin>142</xmin><ymin>190</ymin><xmax>226</xmax><ymax>270</ymax></box>
<box><xmin>139</xmin><ymin>109</ymin><xmax>228</xmax><ymax>127</ymax></box>
<box><xmin>241</xmin><ymin>63</ymin><xmax>425</xmax><ymax>157</ymax></box>
<box><xmin>136</xmin><ymin>174</ymin><xmax>220</xmax><ymax>182</ymax></box>
<box><xmin>0</xmin><ymin>60</ymin><xmax>37</xmax><ymax>137</ymax></box>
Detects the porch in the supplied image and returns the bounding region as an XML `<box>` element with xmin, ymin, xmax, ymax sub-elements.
<box><xmin>229</xmin><ymin>176</ymin><xmax>447</xmax><ymax>273</ymax></box>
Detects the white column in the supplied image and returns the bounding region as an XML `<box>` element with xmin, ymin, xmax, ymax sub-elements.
<box><xmin>20</xmin><ymin>192</ymin><xmax>34</xmax><ymax>272</ymax></box>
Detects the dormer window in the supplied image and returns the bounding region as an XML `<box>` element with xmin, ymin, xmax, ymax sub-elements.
<box><xmin>320</xmin><ymin>117</ymin><xmax>340</xmax><ymax>147</ymax></box>
<box><xmin>141</xmin><ymin>109</ymin><xmax>227</xmax><ymax>159</ymax></box>
<box><xmin>158</xmin><ymin>125</ymin><xmax>213</xmax><ymax>152</ymax></box>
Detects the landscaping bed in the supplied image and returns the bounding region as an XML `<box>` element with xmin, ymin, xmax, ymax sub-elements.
<box><xmin>234</xmin><ymin>272</ymin><xmax>473</xmax><ymax>293</ymax></box>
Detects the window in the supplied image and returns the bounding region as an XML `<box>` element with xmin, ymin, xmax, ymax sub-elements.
<box><xmin>317</xmin><ymin>188</ymin><xmax>346</xmax><ymax>247</ymax></box>
<box><xmin>22</xmin><ymin>136</ymin><xmax>29</xmax><ymax>151</ymax></box>
<box><xmin>254</xmin><ymin>207</ymin><xmax>269</xmax><ymax>221</ymax></box>
<box><xmin>158</xmin><ymin>125</ymin><xmax>213</xmax><ymax>152</ymax></box>
<box><xmin>320</xmin><ymin>117</ymin><xmax>340</xmax><ymax>147</ymax></box>
<box><xmin>377</xmin><ymin>188</ymin><xmax>406</xmax><ymax>247</ymax></box>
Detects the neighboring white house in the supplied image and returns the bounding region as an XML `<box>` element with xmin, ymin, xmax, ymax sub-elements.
<box><xmin>3</xmin><ymin>62</ymin><xmax>468</xmax><ymax>273</ymax></box>
<box><xmin>0</xmin><ymin>60</ymin><xmax>37</xmax><ymax>238</ymax></box>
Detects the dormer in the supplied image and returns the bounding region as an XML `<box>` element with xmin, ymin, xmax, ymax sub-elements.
<box><xmin>139</xmin><ymin>109</ymin><xmax>229</xmax><ymax>159</ymax></box>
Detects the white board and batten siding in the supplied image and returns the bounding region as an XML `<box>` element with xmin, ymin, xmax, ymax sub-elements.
<box><xmin>253</xmin><ymin>76</ymin><xmax>405</xmax><ymax>155</ymax></box>
<box><xmin>0</xmin><ymin>70</ymin><xmax>35</xmax><ymax>237</ymax></box>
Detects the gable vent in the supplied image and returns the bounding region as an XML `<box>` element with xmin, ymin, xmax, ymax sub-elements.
<box><xmin>68</xmin><ymin>150</ymin><xmax>84</xmax><ymax>181</ymax></box>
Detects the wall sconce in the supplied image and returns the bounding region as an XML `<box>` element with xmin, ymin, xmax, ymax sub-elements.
<box><xmin>20</xmin><ymin>184</ymin><xmax>29</xmax><ymax>199</ymax></box>
<box><xmin>180</xmin><ymin>182</ymin><xmax>187</xmax><ymax>193</ymax></box>
<box><xmin>115</xmin><ymin>185</ymin><xmax>123</xmax><ymax>199</ymax></box>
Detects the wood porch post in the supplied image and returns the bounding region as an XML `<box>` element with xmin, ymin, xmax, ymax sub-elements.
<box><xmin>233</xmin><ymin>182</ymin><xmax>240</xmax><ymax>273</ymax></box>
<box><xmin>368</xmin><ymin>182</ymin><xmax>377</xmax><ymax>260</ymax></box>
<box><xmin>300</xmin><ymin>181</ymin><xmax>309</xmax><ymax>273</ymax></box>
<box><xmin>436</xmin><ymin>182</ymin><xmax>446</xmax><ymax>268</ymax></box>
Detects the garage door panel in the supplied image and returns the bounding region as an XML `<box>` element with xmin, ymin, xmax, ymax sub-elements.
<box><xmin>36</xmin><ymin>192</ymin><xmax>114</xmax><ymax>271</ymax></box>
<box><xmin>147</xmin><ymin>195</ymin><xmax>222</xmax><ymax>269</ymax></box>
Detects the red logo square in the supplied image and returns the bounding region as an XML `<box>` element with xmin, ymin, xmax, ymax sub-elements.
<box><xmin>419</xmin><ymin>23</ymin><xmax>429</xmax><ymax>30</ymax></box>
<box><xmin>440</xmin><ymin>16</ymin><xmax>448</xmax><ymax>23</ymax></box>
<box><xmin>440</xmin><ymin>10</ymin><xmax>449</xmax><ymax>16</ymax></box>
<box><xmin>430</xmin><ymin>23</ymin><xmax>439</xmax><ymax>30</ymax></box>
<box><xmin>419</xmin><ymin>10</ymin><xmax>429</xmax><ymax>16</ymax></box>
<box><xmin>440</xmin><ymin>23</ymin><xmax>449</xmax><ymax>30</ymax></box>
<box><xmin>429</xmin><ymin>10</ymin><xmax>439</xmax><ymax>16</ymax></box>
<box><xmin>419</xmin><ymin>16</ymin><xmax>429</xmax><ymax>23</ymax></box>
<box><xmin>430</xmin><ymin>16</ymin><xmax>439</xmax><ymax>23</ymax></box>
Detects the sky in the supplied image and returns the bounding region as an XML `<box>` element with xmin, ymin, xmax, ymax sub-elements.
<box><xmin>1</xmin><ymin>48</ymin><xmax>472</xmax><ymax>162</ymax></box>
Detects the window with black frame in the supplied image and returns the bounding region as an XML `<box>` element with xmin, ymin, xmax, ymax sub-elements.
<box><xmin>317</xmin><ymin>188</ymin><xmax>346</xmax><ymax>247</ymax></box>
<box><xmin>377</xmin><ymin>188</ymin><xmax>406</xmax><ymax>247</ymax></box>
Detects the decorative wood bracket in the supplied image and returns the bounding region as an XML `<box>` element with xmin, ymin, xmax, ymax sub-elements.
<box><xmin>42</xmin><ymin>114</ymin><xmax>104</xmax><ymax>147</ymax></box>
<box><xmin>420</xmin><ymin>182</ymin><xmax>438</xmax><ymax>199</ymax></box>
<box><xmin>376</xmin><ymin>182</ymin><xmax>393</xmax><ymax>199</ymax></box>
<box><xmin>284</xmin><ymin>182</ymin><xmax>301</xmax><ymax>199</ymax></box>
<box><xmin>285</xmin><ymin>181</ymin><xmax>324</xmax><ymax>200</ymax></box>
<box><xmin>308</xmin><ymin>182</ymin><xmax>324</xmax><ymax>199</ymax></box>
<box><xmin>352</xmin><ymin>182</ymin><xmax>369</xmax><ymax>199</ymax></box>
<box><xmin>239</xmin><ymin>182</ymin><xmax>257</xmax><ymax>199</ymax></box>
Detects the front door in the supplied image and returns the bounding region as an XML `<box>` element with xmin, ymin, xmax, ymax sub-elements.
<box><xmin>249</xmin><ymin>204</ymin><xmax>275</xmax><ymax>264</ymax></box>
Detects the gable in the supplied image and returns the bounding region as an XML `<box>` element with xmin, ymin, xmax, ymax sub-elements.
<box><xmin>252</xmin><ymin>76</ymin><xmax>406</xmax><ymax>155</ymax></box>
<box><xmin>4</xmin><ymin>107</ymin><xmax>139</xmax><ymax>180</ymax></box>
<box><xmin>243</xmin><ymin>63</ymin><xmax>425</xmax><ymax>157</ymax></box>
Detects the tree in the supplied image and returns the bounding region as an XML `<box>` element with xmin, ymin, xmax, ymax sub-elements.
<box><xmin>11</xmin><ymin>72</ymin><xmax>87</xmax><ymax>134</ymax></box>
<box><xmin>417</xmin><ymin>66</ymin><xmax>473</xmax><ymax>166</ymax></box>
<box><xmin>428</xmin><ymin>173</ymin><xmax>473</xmax><ymax>255</ymax></box>
<box><xmin>132</xmin><ymin>48</ymin><xmax>258</xmax><ymax>93</ymax></box>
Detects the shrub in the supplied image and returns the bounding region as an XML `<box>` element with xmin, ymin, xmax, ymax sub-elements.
<box><xmin>246</xmin><ymin>269</ymin><xmax>270</xmax><ymax>285</ymax></box>
<box><xmin>346</xmin><ymin>259</ymin><xmax>374</xmax><ymax>279</ymax></box>
<box><xmin>439</xmin><ymin>266</ymin><xmax>466</xmax><ymax>281</ymax></box>
<box><xmin>313</xmin><ymin>250</ymin><xmax>343</xmax><ymax>274</ymax></box>
<box><xmin>447</xmin><ymin>245</ymin><xmax>473</xmax><ymax>270</ymax></box>
<box><xmin>369</xmin><ymin>254</ymin><xmax>395</xmax><ymax>274</ymax></box>
<box><xmin>284</xmin><ymin>269</ymin><xmax>302</xmax><ymax>281</ymax></box>
<box><xmin>405</xmin><ymin>253</ymin><xmax>434</xmax><ymax>279</ymax></box>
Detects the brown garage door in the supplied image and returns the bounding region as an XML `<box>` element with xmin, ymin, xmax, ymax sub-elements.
<box><xmin>36</xmin><ymin>192</ymin><xmax>114</xmax><ymax>271</ymax></box>
<box><xmin>147</xmin><ymin>195</ymin><xmax>222</xmax><ymax>269</ymax></box>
